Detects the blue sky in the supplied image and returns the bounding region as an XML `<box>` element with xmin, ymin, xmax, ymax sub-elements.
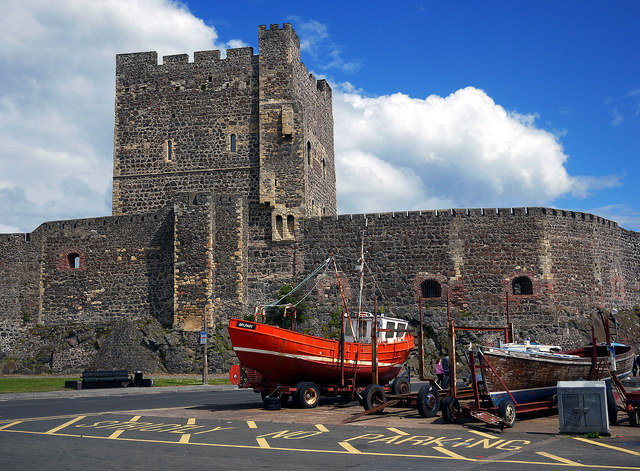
<box><xmin>1</xmin><ymin>0</ymin><xmax>639</xmax><ymax>232</ymax></box>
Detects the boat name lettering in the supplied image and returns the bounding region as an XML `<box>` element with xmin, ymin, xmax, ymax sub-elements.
<box><xmin>237</xmin><ymin>322</ymin><xmax>257</xmax><ymax>330</ymax></box>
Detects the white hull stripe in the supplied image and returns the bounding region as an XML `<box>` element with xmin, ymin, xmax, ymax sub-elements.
<box><xmin>233</xmin><ymin>346</ymin><xmax>403</xmax><ymax>368</ymax></box>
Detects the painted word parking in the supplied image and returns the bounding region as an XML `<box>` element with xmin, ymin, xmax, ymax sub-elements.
<box><xmin>1</xmin><ymin>414</ymin><xmax>639</xmax><ymax>469</ymax></box>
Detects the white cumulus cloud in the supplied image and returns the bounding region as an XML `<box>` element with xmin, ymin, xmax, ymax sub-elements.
<box><xmin>334</xmin><ymin>86</ymin><xmax>618</xmax><ymax>214</ymax></box>
<box><xmin>0</xmin><ymin>0</ymin><xmax>238</xmax><ymax>232</ymax></box>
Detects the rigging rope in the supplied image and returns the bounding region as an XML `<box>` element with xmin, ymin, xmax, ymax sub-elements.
<box><xmin>263</xmin><ymin>256</ymin><xmax>332</xmax><ymax>308</ymax></box>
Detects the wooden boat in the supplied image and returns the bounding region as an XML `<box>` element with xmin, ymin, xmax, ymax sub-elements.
<box><xmin>228</xmin><ymin>313</ymin><xmax>414</xmax><ymax>388</ymax></box>
<box><xmin>479</xmin><ymin>341</ymin><xmax>633</xmax><ymax>407</ymax></box>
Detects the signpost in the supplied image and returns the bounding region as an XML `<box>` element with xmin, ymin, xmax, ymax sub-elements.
<box><xmin>201</xmin><ymin>330</ymin><xmax>208</xmax><ymax>385</ymax></box>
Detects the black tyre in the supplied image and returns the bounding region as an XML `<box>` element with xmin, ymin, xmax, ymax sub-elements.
<box><xmin>295</xmin><ymin>382</ymin><xmax>320</xmax><ymax>409</ymax></box>
<box><xmin>392</xmin><ymin>377</ymin><xmax>411</xmax><ymax>395</ymax></box>
<box><xmin>630</xmin><ymin>412</ymin><xmax>639</xmax><ymax>427</ymax></box>
<box><xmin>606</xmin><ymin>382</ymin><xmax>617</xmax><ymax>425</ymax></box>
<box><xmin>417</xmin><ymin>384</ymin><xmax>440</xmax><ymax>418</ymax></box>
<box><xmin>280</xmin><ymin>394</ymin><xmax>290</xmax><ymax>406</ymax></box>
<box><xmin>497</xmin><ymin>398</ymin><xmax>517</xmax><ymax>428</ymax></box>
<box><xmin>362</xmin><ymin>384</ymin><xmax>387</xmax><ymax>412</ymax></box>
<box><xmin>441</xmin><ymin>396</ymin><xmax>460</xmax><ymax>424</ymax></box>
<box><xmin>263</xmin><ymin>396</ymin><xmax>281</xmax><ymax>410</ymax></box>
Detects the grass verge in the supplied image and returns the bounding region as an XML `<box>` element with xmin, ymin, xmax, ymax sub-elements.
<box><xmin>0</xmin><ymin>377</ymin><xmax>78</xmax><ymax>394</ymax></box>
<box><xmin>0</xmin><ymin>376</ymin><xmax>230</xmax><ymax>394</ymax></box>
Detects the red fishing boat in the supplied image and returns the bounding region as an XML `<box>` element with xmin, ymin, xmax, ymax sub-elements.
<box><xmin>228</xmin><ymin>255</ymin><xmax>415</xmax><ymax>409</ymax></box>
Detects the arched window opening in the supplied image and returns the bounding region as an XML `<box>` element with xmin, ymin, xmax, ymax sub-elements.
<box><xmin>421</xmin><ymin>279</ymin><xmax>441</xmax><ymax>299</ymax></box>
<box><xmin>275</xmin><ymin>215</ymin><xmax>283</xmax><ymax>238</ymax></box>
<box><xmin>512</xmin><ymin>276</ymin><xmax>533</xmax><ymax>295</ymax></box>
<box><xmin>230</xmin><ymin>134</ymin><xmax>237</xmax><ymax>152</ymax></box>
<box><xmin>287</xmin><ymin>215</ymin><xmax>295</xmax><ymax>236</ymax></box>
<box><xmin>322</xmin><ymin>158</ymin><xmax>326</xmax><ymax>180</ymax></box>
<box><xmin>67</xmin><ymin>253</ymin><xmax>80</xmax><ymax>269</ymax></box>
<box><xmin>307</xmin><ymin>141</ymin><xmax>311</xmax><ymax>166</ymax></box>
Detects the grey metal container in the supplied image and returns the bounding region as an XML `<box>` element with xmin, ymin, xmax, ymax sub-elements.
<box><xmin>557</xmin><ymin>380</ymin><xmax>610</xmax><ymax>434</ymax></box>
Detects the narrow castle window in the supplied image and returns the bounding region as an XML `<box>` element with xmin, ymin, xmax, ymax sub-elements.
<box><xmin>421</xmin><ymin>279</ymin><xmax>442</xmax><ymax>299</ymax></box>
<box><xmin>166</xmin><ymin>140</ymin><xmax>173</xmax><ymax>161</ymax></box>
<box><xmin>287</xmin><ymin>215</ymin><xmax>295</xmax><ymax>236</ymax></box>
<box><xmin>307</xmin><ymin>141</ymin><xmax>312</xmax><ymax>166</ymax></box>
<box><xmin>230</xmin><ymin>134</ymin><xmax>237</xmax><ymax>152</ymax></box>
<box><xmin>275</xmin><ymin>215</ymin><xmax>283</xmax><ymax>238</ymax></box>
<box><xmin>512</xmin><ymin>276</ymin><xmax>533</xmax><ymax>295</ymax></box>
<box><xmin>322</xmin><ymin>158</ymin><xmax>326</xmax><ymax>180</ymax></box>
<box><xmin>67</xmin><ymin>253</ymin><xmax>80</xmax><ymax>269</ymax></box>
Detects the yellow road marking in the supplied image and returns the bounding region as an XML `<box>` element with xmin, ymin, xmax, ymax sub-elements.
<box><xmin>256</xmin><ymin>437</ymin><xmax>270</xmax><ymax>448</ymax></box>
<box><xmin>180</xmin><ymin>418</ymin><xmax>196</xmax><ymax>442</ymax></box>
<box><xmin>315</xmin><ymin>424</ymin><xmax>329</xmax><ymax>432</ymax></box>
<box><xmin>130</xmin><ymin>416</ymin><xmax>141</xmax><ymax>422</ymax></box>
<box><xmin>45</xmin><ymin>416</ymin><xmax>85</xmax><ymax>434</ymax></box>
<box><xmin>108</xmin><ymin>430</ymin><xmax>124</xmax><ymax>439</ymax></box>
<box><xmin>467</xmin><ymin>429</ymin><xmax>499</xmax><ymax>439</ymax></box>
<box><xmin>0</xmin><ymin>421</ymin><xmax>22</xmax><ymax>431</ymax></box>
<box><xmin>339</xmin><ymin>441</ymin><xmax>362</xmax><ymax>453</ymax></box>
<box><xmin>434</xmin><ymin>446</ymin><xmax>472</xmax><ymax>460</ymax></box>
<box><xmin>536</xmin><ymin>451</ymin><xmax>584</xmax><ymax>466</ymax></box>
<box><xmin>573</xmin><ymin>437</ymin><xmax>640</xmax><ymax>456</ymax></box>
<box><xmin>3</xmin><ymin>428</ymin><xmax>640</xmax><ymax>469</ymax></box>
<box><xmin>247</xmin><ymin>421</ymin><xmax>257</xmax><ymax>429</ymax></box>
<box><xmin>387</xmin><ymin>427</ymin><xmax>408</xmax><ymax>435</ymax></box>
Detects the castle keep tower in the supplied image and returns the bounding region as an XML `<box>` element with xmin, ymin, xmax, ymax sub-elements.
<box><xmin>112</xmin><ymin>23</ymin><xmax>337</xmax><ymax>241</ymax></box>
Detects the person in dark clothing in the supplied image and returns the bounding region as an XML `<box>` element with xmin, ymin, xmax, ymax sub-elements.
<box><xmin>633</xmin><ymin>353</ymin><xmax>639</xmax><ymax>376</ymax></box>
<box><xmin>441</xmin><ymin>355</ymin><xmax>450</xmax><ymax>389</ymax></box>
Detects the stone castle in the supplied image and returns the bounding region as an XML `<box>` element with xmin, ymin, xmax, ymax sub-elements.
<box><xmin>1</xmin><ymin>24</ymin><xmax>638</xmax><ymax>373</ymax></box>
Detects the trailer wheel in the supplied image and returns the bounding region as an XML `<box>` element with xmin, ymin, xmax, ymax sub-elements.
<box><xmin>498</xmin><ymin>398</ymin><xmax>517</xmax><ymax>428</ymax></box>
<box><xmin>629</xmin><ymin>412</ymin><xmax>639</xmax><ymax>427</ymax></box>
<box><xmin>441</xmin><ymin>396</ymin><xmax>460</xmax><ymax>424</ymax></box>
<box><xmin>606</xmin><ymin>382</ymin><xmax>617</xmax><ymax>425</ymax></box>
<box><xmin>295</xmin><ymin>382</ymin><xmax>320</xmax><ymax>409</ymax></box>
<box><xmin>392</xmin><ymin>377</ymin><xmax>411</xmax><ymax>395</ymax></box>
<box><xmin>417</xmin><ymin>384</ymin><xmax>440</xmax><ymax>418</ymax></box>
<box><xmin>362</xmin><ymin>384</ymin><xmax>387</xmax><ymax>412</ymax></box>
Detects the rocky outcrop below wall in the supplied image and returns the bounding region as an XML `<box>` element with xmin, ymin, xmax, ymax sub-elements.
<box><xmin>0</xmin><ymin>316</ymin><xmax>237</xmax><ymax>375</ymax></box>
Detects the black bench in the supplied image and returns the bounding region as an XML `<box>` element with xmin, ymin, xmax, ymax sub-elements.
<box><xmin>66</xmin><ymin>370</ymin><xmax>153</xmax><ymax>390</ymax></box>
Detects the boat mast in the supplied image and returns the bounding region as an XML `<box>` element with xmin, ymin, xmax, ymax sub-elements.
<box><xmin>357</xmin><ymin>231</ymin><xmax>365</xmax><ymax>342</ymax></box>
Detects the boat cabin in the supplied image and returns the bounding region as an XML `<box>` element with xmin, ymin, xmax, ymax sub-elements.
<box><xmin>344</xmin><ymin>313</ymin><xmax>409</xmax><ymax>343</ymax></box>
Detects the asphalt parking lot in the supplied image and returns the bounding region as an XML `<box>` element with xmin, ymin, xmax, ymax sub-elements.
<box><xmin>1</xmin><ymin>377</ymin><xmax>639</xmax><ymax>470</ymax></box>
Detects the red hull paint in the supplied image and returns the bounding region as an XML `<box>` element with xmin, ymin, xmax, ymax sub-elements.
<box><xmin>228</xmin><ymin>318</ymin><xmax>414</xmax><ymax>387</ymax></box>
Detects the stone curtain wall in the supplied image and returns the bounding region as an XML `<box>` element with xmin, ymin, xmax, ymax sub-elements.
<box><xmin>242</xmin><ymin>207</ymin><xmax>640</xmax><ymax>349</ymax></box>
<box><xmin>37</xmin><ymin>209</ymin><xmax>174</xmax><ymax>327</ymax></box>
<box><xmin>0</xmin><ymin>233</ymin><xmax>40</xmax><ymax>353</ymax></box>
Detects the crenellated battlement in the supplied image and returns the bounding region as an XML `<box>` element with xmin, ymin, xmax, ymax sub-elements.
<box><xmin>258</xmin><ymin>23</ymin><xmax>294</xmax><ymax>32</ymax></box>
<box><xmin>116</xmin><ymin>47</ymin><xmax>255</xmax><ymax>71</ymax></box>
<box><xmin>310</xmin><ymin>207</ymin><xmax>621</xmax><ymax>229</ymax></box>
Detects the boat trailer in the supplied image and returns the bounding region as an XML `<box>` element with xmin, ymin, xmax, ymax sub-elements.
<box><xmin>347</xmin><ymin>293</ymin><xmax>559</xmax><ymax>430</ymax></box>
<box><xmin>609</xmin><ymin>368</ymin><xmax>640</xmax><ymax>427</ymax></box>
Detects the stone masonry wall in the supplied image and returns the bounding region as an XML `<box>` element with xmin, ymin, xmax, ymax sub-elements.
<box><xmin>112</xmin><ymin>48</ymin><xmax>260</xmax><ymax>216</ymax></box>
<box><xmin>244</xmin><ymin>207</ymin><xmax>640</xmax><ymax>351</ymax></box>
<box><xmin>37</xmin><ymin>209</ymin><xmax>174</xmax><ymax>327</ymax></box>
<box><xmin>0</xmin><ymin>232</ymin><xmax>40</xmax><ymax>353</ymax></box>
